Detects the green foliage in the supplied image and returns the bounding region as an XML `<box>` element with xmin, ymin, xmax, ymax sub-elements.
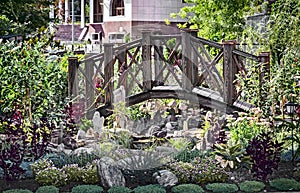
<box><xmin>133</xmin><ymin>184</ymin><xmax>166</xmax><ymax>193</ymax></box>
<box><xmin>172</xmin><ymin>0</ymin><xmax>253</xmax><ymax>41</ymax></box>
<box><xmin>0</xmin><ymin>0</ymin><xmax>52</xmax><ymax>35</ymax></box>
<box><xmin>213</xmin><ymin>142</ymin><xmax>251</xmax><ymax>171</ymax></box>
<box><xmin>226</xmin><ymin>110</ymin><xmax>269</xmax><ymax>147</ymax></box>
<box><xmin>34</xmin><ymin>166</ymin><xmax>67</xmax><ymax>187</ymax></box>
<box><xmin>205</xmin><ymin>183</ymin><xmax>239</xmax><ymax>193</ymax></box>
<box><xmin>82</xmin><ymin>162</ymin><xmax>99</xmax><ymax>184</ymax></box>
<box><xmin>2</xmin><ymin>189</ymin><xmax>33</xmax><ymax>193</ymax></box>
<box><xmin>0</xmin><ymin>40</ymin><xmax>68</xmax><ymax>121</ymax></box>
<box><xmin>239</xmin><ymin>180</ymin><xmax>265</xmax><ymax>192</ymax></box>
<box><xmin>71</xmin><ymin>185</ymin><xmax>104</xmax><ymax>193</ymax></box>
<box><xmin>269</xmin><ymin>178</ymin><xmax>300</xmax><ymax>191</ymax></box>
<box><xmin>31</xmin><ymin>159</ymin><xmax>54</xmax><ymax>176</ymax></box>
<box><xmin>171</xmin><ymin>184</ymin><xmax>204</xmax><ymax>193</ymax></box>
<box><xmin>108</xmin><ymin>186</ymin><xmax>132</xmax><ymax>193</ymax></box>
<box><xmin>167</xmin><ymin>156</ymin><xmax>227</xmax><ymax>185</ymax></box>
<box><xmin>173</xmin><ymin>148</ymin><xmax>206</xmax><ymax>163</ymax></box>
<box><xmin>35</xmin><ymin>186</ymin><xmax>59</xmax><ymax>193</ymax></box>
<box><xmin>61</xmin><ymin>164</ymin><xmax>84</xmax><ymax>182</ymax></box>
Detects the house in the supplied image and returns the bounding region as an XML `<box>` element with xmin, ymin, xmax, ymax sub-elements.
<box><xmin>55</xmin><ymin>0</ymin><xmax>187</xmax><ymax>43</ymax></box>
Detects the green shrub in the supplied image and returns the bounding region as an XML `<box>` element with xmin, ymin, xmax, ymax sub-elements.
<box><xmin>82</xmin><ymin>162</ymin><xmax>99</xmax><ymax>184</ymax></box>
<box><xmin>31</xmin><ymin>159</ymin><xmax>54</xmax><ymax>176</ymax></box>
<box><xmin>205</xmin><ymin>183</ymin><xmax>238</xmax><ymax>193</ymax></box>
<box><xmin>35</xmin><ymin>186</ymin><xmax>59</xmax><ymax>193</ymax></box>
<box><xmin>71</xmin><ymin>185</ymin><xmax>104</xmax><ymax>193</ymax></box>
<box><xmin>171</xmin><ymin>184</ymin><xmax>204</xmax><ymax>193</ymax></box>
<box><xmin>35</xmin><ymin>167</ymin><xmax>67</xmax><ymax>187</ymax></box>
<box><xmin>167</xmin><ymin>156</ymin><xmax>227</xmax><ymax>185</ymax></box>
<box><xmin>239</xmin><ymin>180</ymin><xmax>265</xmax><ymax>192</ymax></box>
<box><xmin>108</xmin><ymin>186</ymin><xmax>132</xmax><ymax>193</ymax></box>
<box><xmin>269</xmin><ymin>178</ymin><xmax>300</xmax><ymax>191</ymax></box>
<box><xmin>61</xmin><ymin>164</ymin><xmax>84</xmax><ymax>182</ymax></box>
<box><xmin>133</xmin><ymin>184</ymin><xmax>166</xmax><ymax>193</ymax></box>
<box><xmin>2</xmin><ymin>189</ymin><xmax>33</xmax><ymax>193</ymax></box>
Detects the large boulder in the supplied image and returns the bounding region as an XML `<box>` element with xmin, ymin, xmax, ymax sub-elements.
<box><xmin>96</xmin><ymin>157</ymin><xmax>125</xmax><ymax>188</ymax></box>
<box><xmin>153</xmin><ymin>170</ymin><xmax>178</xmax><ymax>187</ymax></box>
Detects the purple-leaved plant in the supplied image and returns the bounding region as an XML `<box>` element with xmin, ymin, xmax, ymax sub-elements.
<box><xmin>246</xmin><ymin>131</ymin><xmax>284</xmax><ymax>181</ymax></box>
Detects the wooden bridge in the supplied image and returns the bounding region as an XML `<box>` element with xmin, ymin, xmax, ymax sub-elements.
<box><xmin>68</xmin><ymin>30</ymin><xmax>270</xmax><ymax>117</ymax></box>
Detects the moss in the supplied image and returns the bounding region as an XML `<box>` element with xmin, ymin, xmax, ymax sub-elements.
<box><xmin>171</xmin><ymin>184</ymin><xmax>204</xmax><ymax>193</ymax></box>
<box><xmin>239</xmin><ymin>180</ymin><xmax>265</xmax><ymax>192</ymax></box>
<box><xmin>2</xmin><ymin>189</ymin><xmax>33</xmax><ymax>193</ymax></box>
<box><xmin>71</xmin><ymin>185</ymin><xmax>104</xmax><ymax>193</ymax></box>
<box><xmin>108</xmin><ymin>186</ymin><xmax>132</xmax><ymax>193</ymax></box>
<box><xmin>133</xmin><ymin>184</ymin><xmax>166</xmax><ymax>193</ymax></box>
<box><xmin>269</xmin><ymin>178</ymin><xmax>300</xmax><ymax>191</ymax></box>
<box><xmin>36</xmin><ymin>186</ymin><xmax>59</xmax><ymax>193</ymax></box>
<box><xmin>205</xmin><ymin>183</ymin><xmax>238</xmax><ymax>193</ymax></box>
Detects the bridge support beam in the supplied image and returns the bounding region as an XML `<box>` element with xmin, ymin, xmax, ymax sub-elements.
<box><xmin>68</xmin><ymin>57</ymin><xmax>79</xmax><ymax>98</ymax></box>
<box><xmin>181</xmin><ymin>30</ymin><xmax>193</xmax><ymax>91</ymax></box>
<box><xmin>104</xmin><ymin>43</ymin><xmax>114</xmax><ymax>105</ymax></box>
<box><xmin>142</xmin><ymin>30</ymin><xmax>152</xmax><ymax>91</ymax></box>
<box><xmin>223</xmin><ymin>40</ymin><xmax>237</xmax><ymax>105</ymax></box>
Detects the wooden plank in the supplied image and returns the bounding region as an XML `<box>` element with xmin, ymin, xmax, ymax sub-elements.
<box><xmin>68</xmin><ymin>57</ymin><xmax>79</xmax><ymax>98</ymax></box>
<box><xmin>190</xmin><ymin>36</ymin><xmax>223</xmax><ymax>49</ymax></box>
<box><xmin>104</xmin><ymin>43</ymin><xmax>114</xmax><ymax>105</ymax></box>
<box><xmin>142</xmin><ymin>31</ymin><xmax>152</xmax><ymax>91</ymax></box>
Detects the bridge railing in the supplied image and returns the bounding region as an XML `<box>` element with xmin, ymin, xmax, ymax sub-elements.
<box><xmin>68</xmin><ymin>30</ymin><xmax>270</xmax><ymax>116</ymax></box>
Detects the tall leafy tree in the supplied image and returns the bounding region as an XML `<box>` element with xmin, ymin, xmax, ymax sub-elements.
<box><xmin>0</xmin><ymin>0</ymin><xmax>53</xmax><ymax>36</ymax></box>
<box><xmin>171</xmin><ymin>0</ymin><xmax>254</xmax><ymax>41</ymax></box>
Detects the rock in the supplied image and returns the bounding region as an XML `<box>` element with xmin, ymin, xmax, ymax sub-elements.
<box><xmin>62</xmin><ymin>136</ymin><xmax>77</xmax><ymax>150</ymax></box>
<box><xmin>165</xmin><ymin>122</ymin><xmax>174</xmax><ymax>130</ymax></box>
<box><xmin>96</xmin><ymin>157</ymin><xmax>126</xmax><ymax>188</ymax></box>
<box><xmin>153</xmin><ymin>170</ymin><xmax>178</xmax><ymax>187</ymax></box>
<box><xmin>76</xmin><ymin>129</ymin><xmax>86</xmax><ymax>140</ymax></box>
<box><xmin>153</xmin><ymin>130</ymin><xmax>167</xmax><ymax>138</ymax></box>
<box><xmin>93</xmin><ymin>111</ymin><xmax>104</xmax><ymax>137</ymax></box>
<box><xmin>153</xmin><ymin>110</ymin><xmax>163</xmax><ymax>123</ymax></box>
<box><xmin>71</xmin><ymin>147</ymin><xmax>94</xmax><ymax>156</ymax></box>
<box><xmin>147</xmin><ymin>125</ymin><xmax>161</xmax><ymax>137</ymax></box>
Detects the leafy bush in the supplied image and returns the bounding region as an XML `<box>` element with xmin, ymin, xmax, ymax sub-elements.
<box><xmin>82</xmin><ymin>162</ymin><xmax>99</xmax><ymax>184</ymax></box>
<box><xmin>0</xmin><ymin>40</ymin><xmax>68</xmax><ymax>120</ymax></box>
<box><xmin>61</xmin><ymin>164</ymin><xmax>84</xmax><ymax>182</ymax></box>
<box><xmin>269</xmin><ymin>178</ymin><xmax>300</xmax><ymax>191</ymax></box>
<box><xmin>42</xmin><ymin>152</ymin><xmax>98</xmax><ymax>168</ymax></box>
<box><xmin>2</xmin><ymin>189</ymin><xmax>33</xmax><ymax>193</ymax></box>
<box><xmin>239</xmin><ymin>180</ymin><xmax>265</xmax><ymax>192</ymax></box>
<box><xmin>246</xmin><ymin>131</ymin><xmax>284</xmax><ymax>181</ymax></box>
<box><xmin>173</xmin><ymin>148</ymin><xmax>206</xmax><ymax>163</ymax></box>
<box><xmin>171</xmin><ymin>184</ymin><xmax>204</xmax><ymax>193</ymax></box>
<box><xmin>35</xmin><ymin>186</ymin><xmax>59</xmax><ymax>193</ymax></box>
<box><xmin>108</xmin><ymin>186</ymin><xmax>132</xmax><ymax>193</ymax></box>
<box><xmin>133</xmin><ymin>184</ymin><xmax>166</xmax><ymax>193</ymax></box>
<box><xmin>167</xmin><ymin>156</ymin><xmax>227</xmax><ymax>185</ymax></box>
<box><xmin>205</xmin><ymin>183</ymin><xmax>238</xmax><ymax>193</ymax></box>
<box><xmin>31</xmin><ymin>159</ymin><xmax>54</xmax><ymax>176</ymax></box>
<box><xmin>71</xmin><ymin>185</ymin><xmax>103</xmax><ymax>193</ymax></box>
<box><xmin>0</xmin><ymin>111</ymin><xmax>53</xmax><ymax>180</ymax></box>
<box><xmin>35</xmin><ymin>167</ymin><xmax>67</xmax><ymax>187</ymax></box>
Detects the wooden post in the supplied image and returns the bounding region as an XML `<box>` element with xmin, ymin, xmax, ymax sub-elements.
<box><xmin>85</xmin><ymin>54</ymin><xmax>95</xmax><ymax>113</ymax></box>
<box><xmin>68</xmin><ymin>57</ymin><xmax>79</xmax><ymax>98</ymax></box>
<box><xmin>104</xmin><ymin>43</ymin><xmax>114</xmax><ymax>105</ymax></box>
<box><xmin>258</xmin><ymin>52</ymin><xmax>270</xmax><ymax>85</ymax></box>
<box><xmin>189</xmin><ymin>30</ymin><xmax>198</xmax><ymax>86</ymax></box>
<box><xmin>154</xmin><ymin>31</ymin><xmax>163</xmax><ymax>83</ymax></box>
<box><xmin>222</xmin><ymin>40</ymin><xmax>236</xmax><ymax>105</ymax></box>
<box><xmin>142</xmin><ymin>30</ymin><xmax>152</xmax><ymax>91</ymax></box>
<box><xmin>181</xmin><ymin>30</ymin><xmax>192</xmax><ymax>91</ymax></box>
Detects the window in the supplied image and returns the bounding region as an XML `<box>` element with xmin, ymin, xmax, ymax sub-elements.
<box><xmin>111</xmin><ymin>0</ymin><xmax>124</xmax><ymax>16</ymax></box>
<box><xmin>94</xmin><ymin>0</ymin><xmax>103</xmax><ymax>22</ymax></box>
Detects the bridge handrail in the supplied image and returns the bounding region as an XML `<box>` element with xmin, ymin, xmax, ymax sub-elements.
<box><xmin>80</xmin><ymin>53</ymin><xmax>104</xmax><ymax>64</ymax></box>
<box><xmin>190</xmin><ymin>36</ymin><xmax>223</xmax><ymax>49</ymax></box>
<box><xmin>150</xmin><ymin>34</ymin><xmax>182</xmax><ymax>41</ymax></box>
<box><xmin>233</xmin><ymin>49</ymin><xmax>260</xmax><ymax>62</ymax></box>
<box><xmin>113</xmin><ymin>38</ymin><xmax>143</xmax><ymax>54</ymax></box>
